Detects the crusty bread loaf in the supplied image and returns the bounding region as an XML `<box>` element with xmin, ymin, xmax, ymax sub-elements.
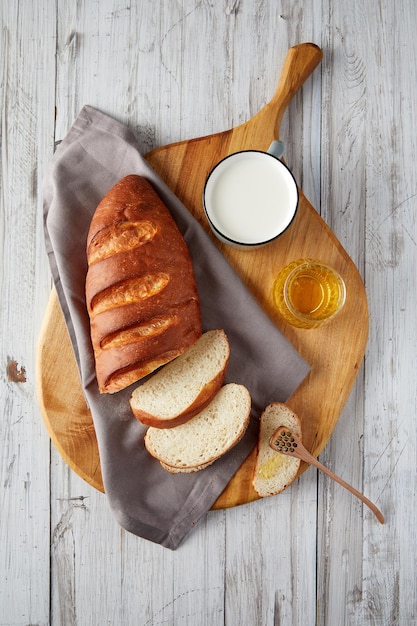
<box><xmin>252</xmin><ymin>403</ymin><xmax>302</xmax><ymax>497</ymax></box>
<box><xmin>130</xmin><ymin>329</ymin><xmax>230</xmax><ymax>427</ymax></box>
<box><xmin>85</xmin><ymin>175</ymin><xmax>202</xmax><ymax>393</ymax></box>
<box><xmin>144</xmin><ymin>383</ymin><xmax>251</xmax><ymax>472</ymax></box>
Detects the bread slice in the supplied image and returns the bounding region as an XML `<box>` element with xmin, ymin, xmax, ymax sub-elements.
<box><xmin>144</xmin><ymin>383</ymin><xmax>251</xmax><ymax>472</ymax></box>
<box><xmin>159</xmin><ymin>460</ymin><xmax>212</xmax><ymax>474</ymax></box>
<box><xmin>130</xmin><ymin>329</ymin><xmax>230</xmax><ymax>428</ymax></box>
<box><xmin>252</xmin><ymin>403</ymin><xmax>302</xmax><ymax>497</ymax></box>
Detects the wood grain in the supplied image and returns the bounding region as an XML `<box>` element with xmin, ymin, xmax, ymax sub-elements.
<box><xmin>36</xmin><ymin>44</ymin><xmax>369</xmax><ymax>510</ymax></box>
<box><xmin>0</xmin><ymin>5</ymin><xmax>55</xmax><ymax>624</ymax></box>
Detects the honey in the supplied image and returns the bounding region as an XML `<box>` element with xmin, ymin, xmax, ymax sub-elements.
<box><xmin>258</xmin><ymin>453</ymin><xmax>291</xmax><ymax>479</ymax></box>
<box><xmin>273</xmin><ymin>259</ymin><xmax>346</xmax><ymax>328</ymax></box>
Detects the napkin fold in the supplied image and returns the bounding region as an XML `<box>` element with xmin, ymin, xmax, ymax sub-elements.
<box><xmin>42</xmin><ymin>105</ymin><xmax>310</xmax><ymax>549</ymax></box>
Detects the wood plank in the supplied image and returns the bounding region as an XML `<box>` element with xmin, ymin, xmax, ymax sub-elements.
<box><xmin>361</xmin><ymin>0</ymin><xmax>417</xmax><ymax>622</ymax></box>
<box><xmin>0</xmin><ymin>4</ymin><xmax>56</xmax><ymax>625</ymax></box>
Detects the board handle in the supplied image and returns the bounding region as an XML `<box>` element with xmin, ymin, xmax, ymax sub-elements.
<box><xmin>259</xmin><ymin>43</ymin><xmax>323</xmax><ymax>141</ymax></box>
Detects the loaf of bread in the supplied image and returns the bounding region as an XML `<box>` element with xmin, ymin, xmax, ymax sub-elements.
<box><xmin>144</xmin><ymin>383</ymin><xmax>251</xmax><ymax>473</ymax></box>
<box><xmin>130</xmin><ymin>329</ymin><xmax>230</xmax><ymax>427</ymax></box>
<box><xmin>85</xmin><ymin>175</ymin><xmax>202</xmax><ymax>393</ymax></box>
<box><xmin>252</xmin><ymin>403</ymin><xmax>302</xmax><ymax>497</ymax></box>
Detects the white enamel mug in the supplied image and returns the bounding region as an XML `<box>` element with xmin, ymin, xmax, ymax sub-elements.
<box><xmin>203</xmin><ymin>141</ymin><xmax>298</xmax><ymax>248</ymax></box>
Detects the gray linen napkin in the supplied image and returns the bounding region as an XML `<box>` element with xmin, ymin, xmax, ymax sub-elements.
<box><xmin>42</xmin><ymin>105</ymin><xmax>310</xmax><ymax>549</ymax></box>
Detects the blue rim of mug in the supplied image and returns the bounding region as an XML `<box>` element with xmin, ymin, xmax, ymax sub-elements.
<box><xmin>202</xmin><ymin>150</ymin><xmax>299</xmax><ymax>247</ymax></box>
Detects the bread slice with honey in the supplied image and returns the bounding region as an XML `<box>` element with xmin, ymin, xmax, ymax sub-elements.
<box><xmin>144</xmin><ymin>383</ymin><xmax>251</xmax><ymax>472</ymax></box>
<box><xmin>130</xmin><ymin>329</ymin><xmax>230</xmax><ymax>428</ymax></box>
<box><xmin>252</xmin><ymin>403</ymin><xmax>302</xmax><ymax>497</ymax></box>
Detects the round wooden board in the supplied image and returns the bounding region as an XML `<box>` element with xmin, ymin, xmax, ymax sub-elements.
<box><xmin>36</xmin><ymin>44</ymin><xmax>369</xmax><ymax>509</ymax></box>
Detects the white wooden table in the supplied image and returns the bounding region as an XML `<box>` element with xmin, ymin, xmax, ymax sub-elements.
<box><xmin>1</xmin><ymin>1</ymin><xmax>416</xmax><ymax>624</ymax></box>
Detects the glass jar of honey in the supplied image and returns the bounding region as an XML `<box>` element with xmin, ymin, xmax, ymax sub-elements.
<box><xmin>273</xmin><ymin>259</ymin><xmax>346</xmax><ymax>328</ymax></box>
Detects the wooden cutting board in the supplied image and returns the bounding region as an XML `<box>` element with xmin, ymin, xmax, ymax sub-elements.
<box><xmin>36</xmin><ymin>43</ymin><xmax>369</xmax><ymax>509</ymax></box>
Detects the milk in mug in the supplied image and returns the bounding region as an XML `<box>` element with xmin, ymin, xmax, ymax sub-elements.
<box><xmin>203</xmin><ymin>150</ymin><xmax>298</xmax><ymax>246</ymax></box>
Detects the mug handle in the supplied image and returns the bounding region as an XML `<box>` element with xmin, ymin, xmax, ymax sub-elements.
<box><xmin>268</xmin><ymin>140</ymin><xmax>285</xmax><ymax>159</ymax></box>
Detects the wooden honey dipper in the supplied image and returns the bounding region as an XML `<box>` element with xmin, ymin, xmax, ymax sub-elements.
<box><xmin>269</xmin><ymin>427</ymin><xmax>384</xmax><ymax>524</ymax></box>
